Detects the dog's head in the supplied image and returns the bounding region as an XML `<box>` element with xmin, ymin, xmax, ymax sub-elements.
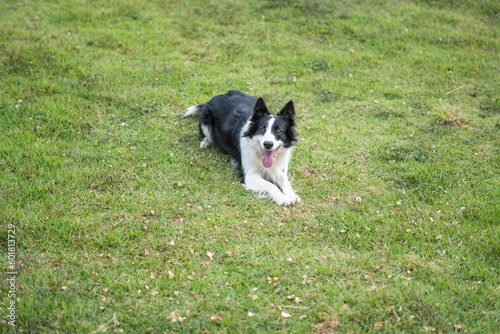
<box><xmin>243</xmin><ymin>97</ymin><xmax>297</xmax><ymax>168</ymax></box>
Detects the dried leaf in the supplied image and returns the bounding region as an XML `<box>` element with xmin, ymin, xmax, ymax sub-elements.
<box><xmin>209</xmin><ymin>314</ymin><xmax>223</xmax><ymax>321</ymax></box>
<box><xmin>167</xmin><ymin>311</ymin><xmax>186</xmax><ymax>323</ymax></box>
<box><xmin>281</xmin><ymin>311</ymin><xmax>292</xmax><ymax>318</ymax></box>
<box><xmin>207</xmin><ymin>251</ymin><xmax>215</xmax><ymax>260</ymax></box>
<box><xmin>314</xmin><ymin>316</ymin><xmax>340</xmax><ymax>332</ymax></box>
<box><xmin>168</xmin><ymin>271</ymin><xmax>174</xmax><ymax>279</ymax></box>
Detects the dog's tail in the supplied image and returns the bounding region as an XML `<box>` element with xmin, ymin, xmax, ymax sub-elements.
<box><xmin>183</xmin><ymin>104</ymin><xmax>204</xmax><ymax>117</ymax></box>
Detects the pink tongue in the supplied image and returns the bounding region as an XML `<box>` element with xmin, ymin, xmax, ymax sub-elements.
<box><xmin>261</xmin><ymin>149</ymin><xmax>275</xmax><ymax>168</ymax></box>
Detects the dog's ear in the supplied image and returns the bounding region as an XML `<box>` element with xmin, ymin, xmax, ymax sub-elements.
<box><xmin>277</xmin><ymin>100</ymin><xmax>295</xmax><ymax>125</ymax></box>
<box><xmin>252</xmin><ymin>97</ymin><xmax>270</xmax><ymax>119</ymax></box>
<box><xmin>243</xmin><ymin>97</ymin><xmax>270</xmax><ymax>137</ymax></box>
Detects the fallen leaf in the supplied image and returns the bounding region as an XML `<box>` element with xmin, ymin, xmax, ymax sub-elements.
<box><xmin>281</xmin><ymin>311</ymin><xmax>292</xmax><ymax>318</ymax></box>
<box><xmin>299</xmin><ymin>315</ymin><xmax>307</xmax><ymax>320</ymax></box>
<box><xmin>226</xmin><ymin>251</ymin><xmax>233</xmax><ymax>257</ymax></box>
<box><xmin>209</xmin><ymin>314</ymin><xmax>222</xmax><ymax>321</ymax></box>
<box><xmin>248</xmin><ymin>311</ymin><xmax>254</xmax><ymax>317</ymax></box>
<box><xmin>167</xmin><ymin>311</ymin><xmax>186</xmax><ymax>323</ymax></box>
<box><xmin>207</xmin><ymin>251</ymin><xmax>215</xmax><ymax>260</ymax></box>
<box><xmin>314</xmin><ymin>316</ymin><xmax>340</xmax><ymax>333</ymax></box>
<box><xmin>168</xmin><ymin>271</ymin><xmax>174</xmax><ymax>279</ymax></box>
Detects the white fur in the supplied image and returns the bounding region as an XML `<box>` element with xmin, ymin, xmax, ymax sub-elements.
<box><xmin>183</xmin><ymin>105</ymin><xmax>200</xmax><ymax>117</ymax></box>
<box><xmin>239</xmin><ymin>118</ymin><xmax>300</xmax><ymax>206</ymax></box>
<box><xmin>200</xmin><ymin>124</ymin><xmax>213</xmax><ymax>148</ymax></box>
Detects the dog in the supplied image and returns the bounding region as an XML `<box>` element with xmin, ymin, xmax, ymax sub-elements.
<box><xmin>184</xmin><ymin>90</ymin><xmax>300</xmax><ymax>206</ymax></box>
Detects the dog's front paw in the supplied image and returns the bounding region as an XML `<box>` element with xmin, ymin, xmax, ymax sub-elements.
<box><xmin>283</xmin><ymin>191</ymin><xmax>300</xmax><ymax>204</ymax></box>
<box><xmin>289</xmin><ymin>194</ymin><xmax>301</xmax><ymax>204</ymax></box>
<box><xmin>275</xmin><ymin>194</ymin><xmax>300</xmax><ymax>206</ymax></box>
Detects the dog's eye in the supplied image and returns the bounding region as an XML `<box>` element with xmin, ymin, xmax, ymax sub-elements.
<box><xmin>260</xmin><ymin>128</ymin><xmax>266</xmax><ymax>134</ymax></box>
<box><xmin>276</xmin><ymin>129</ymin><xmax>282</xmax><ymax>134</ymax></box>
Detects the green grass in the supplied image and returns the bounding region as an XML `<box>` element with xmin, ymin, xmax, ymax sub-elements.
<box><xmin>1</xmin><ymin>0</ymin><xmax>499</xmax><ymax>332</ymax></box>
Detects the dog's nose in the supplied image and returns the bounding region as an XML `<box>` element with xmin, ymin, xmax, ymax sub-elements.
<box><xmin>263</xmin><ymin>141</ymin><xmax>274</xmax><ymax>150</ymax></box>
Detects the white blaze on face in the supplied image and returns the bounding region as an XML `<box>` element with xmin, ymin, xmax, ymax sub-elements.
<box><xmin>259</xmin><ymin>117</ymin><xmax>281</xmax><ymax>168</ymax></box>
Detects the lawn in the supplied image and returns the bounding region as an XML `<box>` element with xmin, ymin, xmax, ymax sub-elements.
<box><xmin>1</xmin><ymin>0</ymin><xmax>499</xmax><ymax>332</ymax></box>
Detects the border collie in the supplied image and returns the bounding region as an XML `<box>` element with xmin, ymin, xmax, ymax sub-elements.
<box><xmin>184</xmin><ymin>90</ymin><xmax>300</xmax><ymax>206</ymax></box>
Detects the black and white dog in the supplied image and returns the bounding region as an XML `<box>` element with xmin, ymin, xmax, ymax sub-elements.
<box><xmin>184</xmin><ymin>90</ymin><xmax>300</xmax><ymax>206</ymax></box>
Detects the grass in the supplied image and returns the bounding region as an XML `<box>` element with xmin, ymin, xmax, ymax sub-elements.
<box><xmin>1</xmin><ymin>0</ymin><xmax>499</xmax><ymax>332</ymax></box>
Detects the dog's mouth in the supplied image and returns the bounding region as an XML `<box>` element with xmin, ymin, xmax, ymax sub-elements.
<box><xmin>261</xmin><ymin>146</ymin><xmax>280</xmax><ymax>168</ymax></box>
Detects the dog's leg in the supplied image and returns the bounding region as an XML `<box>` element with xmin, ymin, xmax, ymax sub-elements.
<box><xmin>244</xmin><ymin>172</ymin><xmax>295</xmax><ymax>206</ymax></box>
<box><xmin>276</xmin><ymin>172</ymin><xmax>300</xmax><ymax>203</ymax></box>
<box><xmin>199</xmin><ymin>124</ymin><xmax>213</xmax><ymax>148</ymax></box>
